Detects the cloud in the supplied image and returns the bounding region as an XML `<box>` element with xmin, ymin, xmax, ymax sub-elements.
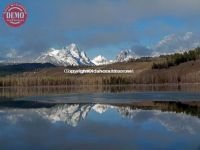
<box><xmin>54</xmin><ymin>0</ymin><xmax>200</xmax><ymax>28</ymax></box>
<box><xmin>6</xmin><ymin>49</ymin><xmax>18</xmax><ymax>58</ymax></box>
<box><xmin>153</xmin><ymin>32</ymin><xmax>200</xmax><ymax>55</ymax></box>
<box><xmin>127</xmin><ymin>32</ymin><xmax>200</xmax><ymax>57</ymax></box>
<box><xmin>1</xmin><ymin>0</ymin><xmax>200</xmax><ymax>59</ymax></box>
<box><xmin>131</xmin><ymin>45</ymin><xmax>153</xmax><ymax>57</ymax></box>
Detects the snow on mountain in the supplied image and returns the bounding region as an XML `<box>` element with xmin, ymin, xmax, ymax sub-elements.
<box><xmin>38</xmin><ymin>104</ymin><xmax>93</xmax><ymax>127</ymax></box>
<box><xmin>92</xmin><ymin>55</ymin><xmax>112</xmax><ymax>66</ymax></box>
<box><xmin>92</xmin><ymin>104</ymin><xmax>112</xmax><ymax>114</ymax></box>
<box><xmin>1</xmin><ymin>104</ymin><xmax>200</xmax><ymax>133</ymax></box>
<box><xmin>35</xmin><ymin>43</ymin><xmax>94</xmax><ymax>66</ymax></box>
<box><xmin>116</xmin><ymin>49</ymin><xmax>136</xmax><ymax>62</ymax></box>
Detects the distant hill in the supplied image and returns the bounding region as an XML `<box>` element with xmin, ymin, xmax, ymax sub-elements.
<box><xmin>0</xmin><ymin>63</ymin><xmax>55</xmax><ymax>76</ymax></box>
<box><xmin>152</xmin><ymin>47</ymin><xmax>200</xmax><ymax>69</ymax></box>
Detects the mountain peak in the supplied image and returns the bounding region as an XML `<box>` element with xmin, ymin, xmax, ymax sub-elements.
<box><xmin>94</xmin><ymin>55</ymin><xmax>106</xmax><ymax>60</ymax></box>
<box><xmin>92</xmin><ymin>55</ymin><xmax>111</xmax><ymax>66</ymax></box>
<box><xmin>116</xmin><ymin>49</ymin><xmax>135</xmax><ymax>62</ymax></box>
<box><xmin>35</xmin><ymin>43</ymin><xmax>93</xmax><ymax>66</ymax></box>
<box><xmin>66</xmin><ymin>43</ymin><xmax>79</xmax><ymax>50</ymax></box>
<box><xmin>69</xmin><ymin>43</ymin><xmax>76</xmax><ymax>47</ymax></box>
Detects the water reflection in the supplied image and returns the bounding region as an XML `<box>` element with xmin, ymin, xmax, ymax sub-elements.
<box><xmin>1</xmin><ymin>84</ymin><xmax>200</xmax><ymax>98</ymax></box>
<box><xmin>0</xmin><ymin>101</ymin><xmax>200</xmax><ymax>150</ymax></box>
<box><xmin>0</xmin><ymin>101</ymin><xmax>200</xmax><ymax>128</ymax></box>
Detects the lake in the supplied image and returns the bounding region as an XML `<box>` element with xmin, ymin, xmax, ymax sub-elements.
<box><xmin>0</xmin><ymin>85</ymin><xmax>200</xmax><ymax>150</ymax></box>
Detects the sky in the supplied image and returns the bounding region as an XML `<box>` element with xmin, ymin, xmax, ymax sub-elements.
<box><xmin>1</xmin><ymin>0</ymin><xmax>200</xmax><ymax>61</ymax></box>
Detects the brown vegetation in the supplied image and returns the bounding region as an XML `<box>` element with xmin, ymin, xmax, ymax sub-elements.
<box><xmin>0</xmin><ymin>51</ymin><xmax>200</xmax><ymax>86</ymax></box>
<box><xmin>135</xmin><ymin>59</ymin><xmax>200</xmax><ymax>84</ymax></box>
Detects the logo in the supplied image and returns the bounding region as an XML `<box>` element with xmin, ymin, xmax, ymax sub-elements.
<box><xmin>3</xmin><ymin>3</ymin><xmax>28</xmax><ymax>27</ymax></box>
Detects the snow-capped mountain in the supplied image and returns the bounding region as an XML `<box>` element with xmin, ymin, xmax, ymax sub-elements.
<box><xmin>2</xmin><ymin>104</ymin><xmax>200</xmax><ymax>133</ymax></box>
<box><xmin>116</xmin><ymin>49</ymin><xmax>136</xmax><ymax>62</ymax></box>
<box><xmin>35</xmin><ymin>43</ymin><xmax>94</xmax><ymax>66</ymax></box>
<box><xmin>39</xmin><ymin>104</ymin><xmax>92</xmax><ymax>127</ymax></box>
<box><xmin>92</xmin><ymin>55</ymin><xmax>112</xmax><ymax>66</ymax></box>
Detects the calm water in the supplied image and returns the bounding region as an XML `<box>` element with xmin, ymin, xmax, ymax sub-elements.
<box><xmin>0</xmin><ymin>85</ymin><xmax>200</xmax><ymax>150</ymax></box>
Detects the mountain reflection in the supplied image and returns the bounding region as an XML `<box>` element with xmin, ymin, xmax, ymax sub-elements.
<box><xmin>0</xmin><ymin>101</ymin><xmax>200</xmax><ymax>133</ymax></box>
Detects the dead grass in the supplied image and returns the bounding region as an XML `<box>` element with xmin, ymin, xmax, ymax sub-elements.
<box><xmin>0</xmin><ymin>59</ymin><xmax>200</xmax><ymax>86</ymax></box>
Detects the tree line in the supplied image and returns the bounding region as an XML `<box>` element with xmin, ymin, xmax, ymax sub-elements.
<box><xmin>152</xmin><ymin>47</ymin><xmax>200</xmax><ymax>69</ymax></box>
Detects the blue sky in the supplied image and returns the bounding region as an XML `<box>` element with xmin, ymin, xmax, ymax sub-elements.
<box><xmin>1</xmin><ymin>0</ymin><xmax>200</xmax><ymax>60</ymax></box>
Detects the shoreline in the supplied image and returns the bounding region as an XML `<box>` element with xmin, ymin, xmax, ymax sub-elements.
<box><xmin>1</xmin><ymin>82</ymin><xmax>200</xmax><ymax>88</ymax></box>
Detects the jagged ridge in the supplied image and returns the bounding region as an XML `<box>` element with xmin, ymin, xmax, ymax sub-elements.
<box><xmin>35</xmin><ymin>43</ymin><xmax>94</xmax><ymax>66</ymax></box>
